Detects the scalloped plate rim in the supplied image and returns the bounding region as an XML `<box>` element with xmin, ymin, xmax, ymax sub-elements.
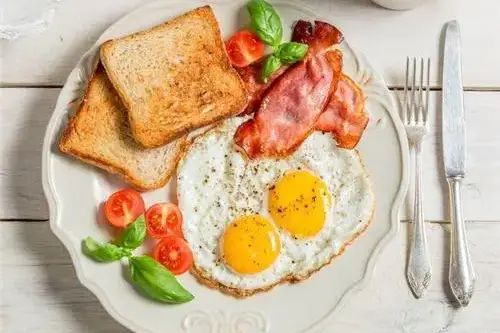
<box><xmin>42</xmin><ymin>1</ymin><xmax>410</xmax><ymax>332</ymax></box>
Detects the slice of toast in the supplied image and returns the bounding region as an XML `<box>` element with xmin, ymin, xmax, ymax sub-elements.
<box><xmin>59</xmin><ymin>65</ymin><xmax>187</xmax><ymax>191</ymax></box>
<box><xmin>100</xmin><ymin>6</ymin><xmax>247</xmax><ymax>148</ymax></box>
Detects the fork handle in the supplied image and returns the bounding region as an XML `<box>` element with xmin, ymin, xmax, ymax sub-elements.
<box><xmin>407</xmin><ymin>141</ymin><xmax>432</xmax><ymax>298</ymax></box>
<box><xmin>448</xmin><ymin>176</ymin><xmax>476</xmax><ymax>306</ymax></box>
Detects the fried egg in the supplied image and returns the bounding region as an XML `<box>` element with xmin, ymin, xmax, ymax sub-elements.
<box><xmin>177</xmin><ymin>117</ymin><xmax>375</xmax><ymax>295</ymax></box>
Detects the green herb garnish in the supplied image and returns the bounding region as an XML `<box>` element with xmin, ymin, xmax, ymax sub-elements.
<box><xmin>120</xmin><ymin>215</ymin><xmax>146</xmax><ymax>250</ymax></box>
<box><xmin>262</xmin><ymin>54</ymin><xmax>282</xmax><ymax>81</ymax></box>
<box><xmin>82</xmin><ymin>237</ymin><xmax>132</xmax><ymax>262</ymax></box>
<box><xmin>247</xmin><ymin>0</ymin><xmax>309</xmax><ymax>81</ymax></box>
<box><xmin>275</xmin><ymin>42</ymin><xmax>309</xmax><ymax>64</ymax></box>
<box><xmin>247</xmin><ymin>0</ymin><xmax>283</xmax><ymax>47</ymax></box>
<box><xmin>81</xmin><ymin>216</ymin><xmax>193</xmax><ymax>304</ymax></box>
<box><xmin>128</xmin><ymin>256</ymin><xmax>194</xmax><ymax>304</ymax></box>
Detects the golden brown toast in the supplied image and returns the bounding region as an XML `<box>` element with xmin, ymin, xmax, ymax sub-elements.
<box><xmin>59</xmin><ymin>65</ymin><xmax>187</xmax><ymax>191</ymax></box>
<box><xmin>100</xmin><ymin>6</ymin><xmax>247</xmax><ymax>148</ymax></box>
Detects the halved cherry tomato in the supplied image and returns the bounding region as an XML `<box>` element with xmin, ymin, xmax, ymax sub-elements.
<box><xmin>154</xmin><ymin>236</ymin><xmax>193</xmax><ymax>275</ymax></box>
<box><xmin>145</xmin><ymin>203</ymin><xmax>183</xmax><ymax>239</ymax></box>
<box><xmin>225</xmin><ymin>29</ymin><xmax>264</xmax><ymax>67</ymax></box>
<box><xmin>104</xmin><ymin>189</ymin><xmax>145</xmax><ymax>228</ymax></box>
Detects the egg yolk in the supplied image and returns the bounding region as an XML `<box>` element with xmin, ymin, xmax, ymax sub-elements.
<box><xmin>268</xmin><ymin>170</ymin><xmax>331</xmax><ymax>238</ymax></box>
<box><xmin>222</xmin><ymin>215</ymin><xmax>281</xmax><ymax>275</ymax></box>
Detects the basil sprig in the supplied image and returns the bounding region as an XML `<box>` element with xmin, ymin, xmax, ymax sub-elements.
<box><xmin>247</xmin><ymin>0</ymin><xmax>283</xmax><ymax>47</ymax></box>
<box><xmin>82</xmin><ymin>237</ymin><xmax>132</xmax><ymax>262</ymax></box>
<box><xmin>247</xmin><ymin>0</ymin><xmax>309</xmax><ymax>81</ymax></box>
<box><xmin>120</xmin><ymin>215</ymin><xmax>146</xmax><ymax>250</ymax></box>
<box><xmin>129</xmin><ymin>256</ymin><xmax>194</xmax><ymax>304</ymax></box>
<box><xmin>262</xmin><ymin>55</ymin><xmax>282</xmax><ymax>81</ymax></box>
<box><xmin>81</xmin><ymin>214</ymin><xmax>194</xmax><ymax>304</ymax></box>
<box><xmin>275</xmin><ymin>42</ymin><xmax>309</xmax><ymax>64</ymax></box>
<box><xmin>261</xmin><ymin>42</ymin><xmax>309</xmax><ymax>81</ymax></box>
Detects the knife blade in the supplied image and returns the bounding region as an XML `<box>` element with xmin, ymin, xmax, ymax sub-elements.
<box><xmin>442</xmin><ymin>20</ymin><xmax>476</xmax><ymax>307</ymax></box>
<box><xmin>442</xmin><ymin>20</ymin><xmax>466</xmax><ymax>177</ymax></box>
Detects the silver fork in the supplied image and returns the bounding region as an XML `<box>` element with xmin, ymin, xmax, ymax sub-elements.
<box><xmin>404</xmin><ymin>57</ymin><xmax>432</xmax><ymax>298</ymax></box>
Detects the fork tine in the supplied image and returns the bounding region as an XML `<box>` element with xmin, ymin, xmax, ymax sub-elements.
<box><xmin>410</xmin><ymin>57</ymin><xmax>417</xmax><ymax>123</ymax></box>
<box><xmin>417</xmin><ymin>57</ymin><xmax>424</xmax><ymax>123</ymax></box>
<box><xmin>425</xmin><ymin>58</ymin><xmax>430</xmax><ymax>123</ymax></box>
<box><xmin>403</xmin><ymin>57</ymin><xmax>409</xmax><ymax>123</ymax></box>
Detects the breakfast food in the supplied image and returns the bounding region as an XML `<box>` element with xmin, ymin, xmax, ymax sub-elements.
<box><xmin>235</xmin><ymin>20</ymin><xmax>368</xmax><ymax>154</ymax></box>
<box><xmin>145</xmin><ymin>203</ymin><xmax>184</xmax><ymax>239</ymax></box>
<box><xmin>100</xmin><ymin>6</ymin><xmax>247</xmax><ymax>148</ymax></box>
<box><xmin>59</xmin><ymin>65</ymin><xmax>187</xmax><ymax>191</ymax></box>
<box><xmin>225</xmin><ymin>29</ymin><xmax>264</xmax><ymax>68</ymax></box>
<box><xmin>234</xmin><ymin>50</ymin><xmax>341</xmax><ymax>158</ymax></box>
<box><xmin>233</xmin><ymin>21</ymin><xmax>348</xmax><ymax>159</ymax></box>
<box><xmin>75</xmin><ymin>0</ymin><xmax>375</xmax><ymax>303</ymax></box>
<box><xmin>315</xmin><ymin>73</ymin><xmax>368</xmax><ymax>149</ymax></box>
<box><xmin>235</xmin><ymin>59</ymin><xmax>289</xmax><ymax>114</ymax></box>
<box><xmin>177</xmin><ymin>117</ymin><xmax>375</xmax><ymax>297</ymax></box>
<box><xmin>154</xmin><ymin>236</ymin><xmax>194</xmax><ymax>275</ymax></box>
<box><xmin>105</xmin><ymin>188</ymin><xmax>145</xmax><ymax>227</ymax></box>
<box><xmin>82</xmin><ymin>189</ymin><xmax>194</xmax><ymax>303</ymax></box>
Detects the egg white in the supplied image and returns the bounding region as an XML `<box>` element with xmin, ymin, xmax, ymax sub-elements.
<box><xmin>177</xmin><ymin>117</ymin><xmax>375</xmax><ymax>291</ymax></box>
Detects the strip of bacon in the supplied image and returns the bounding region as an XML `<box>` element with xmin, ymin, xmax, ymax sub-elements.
<box><xmin>236</xmin><ymin>20</ymin><xmax>343</xmax><ymax>115</ymax></box>
<box><xmin>233</xmin><ymin>20</ymin><xmax>362</xmax><ymax>158</ymax></box>
<box><xmin>315</xmin><ymin>73</ymin><xmax>368</xmax><ymax>149</ymax></box>
<box><xmin>292</xmin><ymin>20</ymin><xmax>343</xmax><ymax>53</ymax></box>
<box><xmin>294</xmin><ymin>20</ymin><xmax>368</xmax><ymax>149</ymax></box>
<box><xmin>235</xmin><ymin>59</ymin><xmax>289</xmax><ymax>115</ymax></box>
<box><xmin>234</xmin><ymin>53</ymin><xmax>335</xmax><ymax>158</ymax></box>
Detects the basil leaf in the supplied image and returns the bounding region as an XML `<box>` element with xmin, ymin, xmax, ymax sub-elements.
<box><xmin>82</xmin><ymin>237</ymin><xmax>131</xmax><ymax>262</ymax></box>
<box><xmin>120</xmin><ymin>215</ymin><xmax>146</xmax><ymax>250</ymax></box>
<box><xmin>247</xmin><ymin>0</ymin><xmax>283</xmax><ymax>47</ymax></box>
<box><xmin>129</xmin><ymin>256</ymin><xmax>194</xmax><ymax>304</ymax></box>
<box><xmin>261</xmin><ymin>54</ymin><xmax>282</xmax><ymax>82</ymax></box>
<box><xmin>275</xmin><ymin>42</ymin><xmax>309</xmax><ymax>64</ymax></box>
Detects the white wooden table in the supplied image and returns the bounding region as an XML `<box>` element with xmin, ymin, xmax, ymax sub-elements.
<box><xmin>2</xmin><ymin>0</ymin><xmax>500</xmax><ymax>332</ymax></box>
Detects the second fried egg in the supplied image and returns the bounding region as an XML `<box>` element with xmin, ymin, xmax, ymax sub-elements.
<box><xmin>177</xmin><ymin>117</ymin><xmax>375</xmax><ymax>293</ymax></box>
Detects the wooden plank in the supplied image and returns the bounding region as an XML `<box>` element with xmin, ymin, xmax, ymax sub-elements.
<box><xmin>308</xmin><ymin>0</ymin><xmax>500</xmax><ymax>88</ymax></box>
<box><xmin>1</xmin><ymin>221</ymin><xmax>499</xmax><ymax>332</ymax></box>
<box><xmin>1</xmin><ymin>0</ymin><xmax>500</xmax><ymax>87</ymax></box>
<box><xmin>0</xmin><ymin>221</ymin><xmax>129</xmax><ymax>332</ymax></box>
<box><xmin>0</xmin><ymin>88</ymin><xmax>58</xmax><ymax>219</ymax></box>
<box><xmin>399</xmin><ymin>91</ymin><xmax>500</xmax><ymax>222</ymax></box>
<box><xmin>331</xmin><ymin>221</ymin><xmax>500</xmax><ymax>333</ymax></box>
<box><xmin>1</xmin><ymin>88</ymin><xmax>500</xmax><ymax>221</ymax></box>
<box><xmin>0</xmin><ymin>0</ymin><xmax>152</xmax><ymax>86</ymax></box>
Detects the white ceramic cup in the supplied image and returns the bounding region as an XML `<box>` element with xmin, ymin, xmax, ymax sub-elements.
<box><xmin>370</xmin><ymin>0</ymin><xmax>429</xmax><ymax>10</ymax></box>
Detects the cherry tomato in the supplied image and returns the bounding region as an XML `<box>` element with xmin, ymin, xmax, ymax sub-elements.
<box><xmin>104</xmin><ymin>189</ymin><xmax>145</xmax><ymax>228</ymax></box>
<box><xmin>154</xmin><ymin>236</ymin><xmax>193</xmax><ymax>275</ymax></box>
<box><xmin>225</xmin><ymin>29</ymin><xmax>264</xmax><ymax>67</ymax></box>
<box><xmin>145</xmin><ymin>203</ymin><xmax>183</xmax><ymax>239</ymax></box>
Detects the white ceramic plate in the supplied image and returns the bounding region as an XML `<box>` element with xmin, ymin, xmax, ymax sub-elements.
<box><xmin>42</xmin><ymin>1</ymin><xmax>409</xmax><ymax>332</ymax></box>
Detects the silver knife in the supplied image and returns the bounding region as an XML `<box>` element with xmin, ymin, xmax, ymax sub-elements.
<box><xmin>442</xmin><ymin>20</ymin><xmax>476</xmax><ymax>306</ymax></box>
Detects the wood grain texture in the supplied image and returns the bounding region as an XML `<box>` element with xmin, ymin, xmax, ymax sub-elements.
<box><xmin>1</xmin><ymin>221</ymin><xmax>499</xmax><ymax>332</ymax></box>
<box><xmin>0</xmin><ymin>88</ymin><xmax>58</xmax><ymax>220</ymax></box>
<box><xmin>399</xmin><ymin>91</ymin><xmax>500</xmax><ymax>222</ymax></box>
<box><xmin>2</xmin><ymin>1</ymin><xmax>500</xmax><ymax>331</ymax></box>
<box><xmin>332</xmin><ymin>221</ymin><xmax>500</xmax><ymax>333</ymax></box>
<box><xmin>2</xmin><ymin>0</ymin><xmax>500</xmax><ymax>87</ymax></box>
<box><xmin>0</xmin><ymin>221</ymin><xmax>129</xmax><ymax>332</ymax></box>
<box><xmin>2</xmin><ymin>88</ymin><xmax>500</xmax><ymax>221</ymax></box>
<box><xmin>0</xmin><ymin>0</ymin><xmax>153</xmax><ymax>86</ymax></box>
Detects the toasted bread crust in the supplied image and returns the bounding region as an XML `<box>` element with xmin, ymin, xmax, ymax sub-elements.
<box><xmin>60</xmin><ymin>137</ymin><xmax>187</xmax><ymax>191</ymax></box>
<box><xmin>100</xmin><ymin>6</ymin><xmax>247</xmax><ymax>148</ymax></box>
<box><xmin>59</xmin><ymin>66</ymin><xmax>189</xmax><ymax>191</ymax></box>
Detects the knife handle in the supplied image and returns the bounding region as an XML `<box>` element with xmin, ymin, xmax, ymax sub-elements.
<box><xmin>448</xmin><ymin>176</ymin><xmax>476</xmax><ymax>306</ymax></box>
